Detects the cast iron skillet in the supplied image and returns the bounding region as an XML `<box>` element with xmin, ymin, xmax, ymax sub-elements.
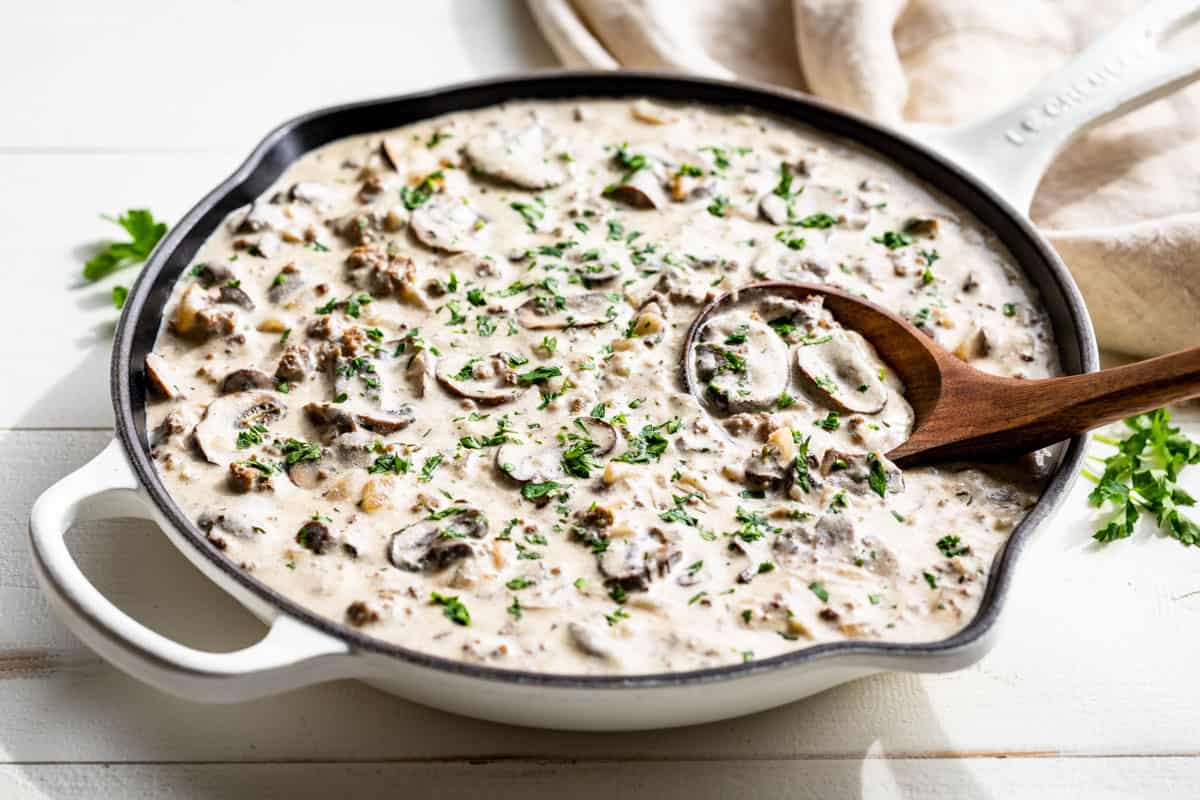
<box><xmin>29</xmin><ymin>2</ymin><xmax>1200</xmax><ymax>730</ymax></box>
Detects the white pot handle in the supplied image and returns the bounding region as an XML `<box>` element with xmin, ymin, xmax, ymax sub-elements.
<box><xmin>28</xmin><ymin>439</ymin><xmax>353</xmax><ymax>702</ymax></box>
<box><xmin>926</xmin><ymin>0</ymin><xmax>1200</xmax><ymax>212</ymax></box>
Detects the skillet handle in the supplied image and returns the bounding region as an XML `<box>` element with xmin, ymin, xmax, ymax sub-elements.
<box><xmin>28</xmin><ymin>439</ymin><xmax>353</xmax><ymax>703</ymax></box>
<box><xmin>926</xmin><ymin>0</ymin><xmax>1200</xmax><ymax>212</ymax></box>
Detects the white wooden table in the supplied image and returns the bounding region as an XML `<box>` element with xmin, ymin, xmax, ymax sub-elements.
<box><xmin>4</xmin><ymin>2</ymin><xmax>1200</xmax><ymax>796</ymax></box>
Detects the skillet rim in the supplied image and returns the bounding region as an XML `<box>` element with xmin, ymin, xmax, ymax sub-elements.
<box><xmin>111</xmin><ymin>69</ymin><xmax>1098</xmax><ymax>690</ymax></box>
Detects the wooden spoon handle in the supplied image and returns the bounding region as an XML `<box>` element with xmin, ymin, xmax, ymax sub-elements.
<box><xmin>891</xmin><ymin>347</ymin><xmax>1200</xmax><ymax>466</ymax></box>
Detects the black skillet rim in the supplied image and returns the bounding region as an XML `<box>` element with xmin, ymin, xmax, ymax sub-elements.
<box><xmin>111</xmin><ymin>70</ymin><xmax>1098</xmax><ymax>690</ymax></box>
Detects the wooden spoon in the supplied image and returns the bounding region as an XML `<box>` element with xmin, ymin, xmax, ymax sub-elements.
<box><xmin>681</xmin><ymin>281</ymin><xmax>1200</xmax><ymax>468</ymax></box>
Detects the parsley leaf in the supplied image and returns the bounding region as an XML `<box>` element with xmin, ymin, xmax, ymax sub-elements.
<box><xmin>430</xmin><ymin>592</ymin><xmax>470</xmax><ymax>626</ymax></box>
<box><xmin>83</xmin><ymin>209</ymin><xmax>168</xmax><ymax>282</ymax></box>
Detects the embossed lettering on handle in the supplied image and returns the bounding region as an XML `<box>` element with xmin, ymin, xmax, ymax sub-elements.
<box><xmin>928</xmin><ymin>1</ymin><xmax>1200</xmax><ymax>212</ymax></box>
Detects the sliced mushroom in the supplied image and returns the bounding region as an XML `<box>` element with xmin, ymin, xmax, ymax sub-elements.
<box><xmin>606</xmin><ymin>168</ymin><xmax>668</xmax><ymax>209</ymax></box>
<box><xmin>236</xmin><ymin>201</ymin><xmax>288</xmax><ymax>233</ymax></box>
<box><xmin>193</xmin><ymin>392</ymin><xmax>286</xmax><ymax>465</ymax></box>
<box><xmin>410</xmin><ymin>194</ymin><xmax>485</xmax><ymax>253</ymax></box>
<box><xmin>193</xmin><ymin>262</ymin><xmax>234</xmax><ymax>287</ymax></box>
<box><xmin>288</xmin><ymin>181</ymin><xmax>335</xmax><ymax>207</ymax></box>
<box><xmin>144</xmin><ymin>352</ymin><xmax>181</xmax><ymax>400</ymax></box>
<box><xmin>303</xmin><ymin>401</ymin><xmax>414</xmax><ymax>435</ymax></box>
<box><xmin>577</xmin><ymin>417</ymin><xmax>618</xmax><ymax>455</ymax></box>
<box><xmin>435</xmin><ymin>353</ymin><xmax>525</xmax><ymax>405</ymax></box>
<box><xmin>759</xmin><ymin>193</ymin><xmax>790</xmax><ymax>225</ymax></box>
<box><xmin>517</xmin><ymin>292</ymin><xmax>612</xmax><ymax>330</ymax></box>
<box><xmin>330</xmin><ymin>353</ymin><xmax>385</xmax><ymax>407</ymax></box>
<box><xmin>173</xmin><ymin>283</ymin><xmax>235</xmax><ymax>340</ymax></box>
<box><xmin>495</xmin><ymin>442</ymin><xmax>562</xmax><ymax>484</ymax></box>
<box><xmin>820</xmin><ymin>450</ymin><xmax>904</xmax><ymax>496</ymax></box>
<box><xmin>221</xmin><ymin>368</ymin><xmax>275</xmax><ymax>394</ymax></box>
<box><xmin>296</xmin><ymin>520</ymin><xmax>334</xmax><ymax>554</ymax></box>
<box><xmin>904</xmin><ymin>217</ymin><xmax>939</xmax><ymax>237</ymax></box>
<box><xmin>217</xmin><ymin>284</ymin><xmax>255</xmax><ymax>310</ymax></box>
<box><xmin>387</xmin><ymin>508</ymin><xmax>489</xmax><ymax>572</ymax></box>
<box><xmin>331</xmin><ymin>430</ymin><xmax>376</xmax><ymax>468</ymax></box>
<box><xmin>572</xmin><ymin>243</ymin><xmax>625</xmax><ymax>283</ymax></box>
<box><xmin>566</xmin><ymin>621</ymin><xmax>616</xmax><ymax>660</ymax></box>
<box><xmin>630</xmin><ymin>98</ymin><xmax>680</xmax><ymax>125</ymax></box>
<box><xmin>464</xmin><ymin>124</ymin><xmax>567</xmax><ymax>190</ymax></box>
<box><xmin>692</xmin><ymin>312</ymin><xmax>789</xmax><ymax>414</ymax></box>
<box><xmin>794</xmin><ymin>331</ymin><xmax>887</xmax><ymax>414</ymax></box>
<box><xmin>402</xmin><ymin>347</ymin><xmax>436</xmax><ymax>398</ymax></box>
<box><xmin>597</xmin><ymin>527</ymin><xmax>682</xmax><ymax>593</ymax></box>
<box><xmin>196</xmin><ymin>510</ymin><xmax>264</xmax><ymax>548</ymax></box>
<box><xmin>267</xmin><ymin>264</ymin><xmax>305</xmax><ymax>304</ymax></box>
<box><xmin>744</xmin><ymin>447</ymin><xmax>793</xmax><ymax>492</ymax></box>
<box><xmin>286</xmin><ymin>457</ymin><xmax>326</xmax><ymax>490</ymax></box>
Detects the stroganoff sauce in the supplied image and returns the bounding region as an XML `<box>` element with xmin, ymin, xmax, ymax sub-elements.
<box><xmin>146</xmin><ymin>99</ymin><xmax>1059</xmax><ymax>674</ymax></box>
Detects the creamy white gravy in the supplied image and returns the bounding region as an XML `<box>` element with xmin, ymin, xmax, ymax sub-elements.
<box><xmin>146</xmin><ymin>99</ymin><xmax>1059</xmax><ymax>675</ymax></box>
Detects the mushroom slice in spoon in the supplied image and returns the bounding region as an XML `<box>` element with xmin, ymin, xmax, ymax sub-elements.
<box><xmin>517</xmin><ymin>292</ymin><xmax>613</xmax><ymax>330</ymax></box>
<box><xmin>464</xmin><ymin>124</ymin><xmax>567</xmax><ymax>190</ymax></box>
<box><xmin>435</xmin><ymin>353</ymin><xmax>525</xmax><ymax>405</ymax></box>
<box><xmin>409</xmin><ymin>194</ymin><xmax>485</xmax><ymax>253</ymax></box>
<box><xmin>690</xmin><ymin>311</ymin><xmax>789</xmax><ymax>414</ymax></box>
<box><xmin>794</xmin><ymin>331</ymin><xmax>887</xmax><ymax>414</ymax></box>
<box><xmin>220</xmin><ymin>368</ymin><xmax>275</xmax><ymax>394</ymax></box>
<box><xmin>387</xmin><ymin>507</ymin><xmax>489</xmax><ymax>572</ymax></box>
<box><xmin>193</xmin><ymin>392</ymin><xmax>287</xmax><ymax>465</ymax></box>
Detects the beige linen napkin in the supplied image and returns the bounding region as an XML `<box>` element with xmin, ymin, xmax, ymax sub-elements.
<box><xmin>526</xmin><ymin>0</ymin><xmax>1200</xmax><ymax>357</ymax></box>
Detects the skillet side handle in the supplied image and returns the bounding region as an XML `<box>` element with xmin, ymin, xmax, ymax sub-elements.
<box><xmin>925</xmin><ymin>0</ymin><xmax>1200</xmax><ymax>212</ymax></box>
<box><xmin>28</xmin><ymin>439</ymin><xmax>353</xmax><ymax>703</ymax></box>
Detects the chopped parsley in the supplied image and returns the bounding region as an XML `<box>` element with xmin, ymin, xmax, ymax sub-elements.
<box><xmin>873</xmin><ymin>231</ymin><xmax>913</xmax><ymax>249</ymax></box>
<box><xmin>430</xmin><ymin>592</ymin><xmax>470</xmax><ymax>626</ymax></box>
<box><xmin>510</xmin><ymin>199</ymin><xmax>545</xmax><ymax>231</ymax></box>
<box><xmin>400</xmin><ymin>171</ymin><xmax>444</xmax><ymax>210</ymax></box>
<box><xmin>368</xmin><ymin>454</ymin><xmax>409</xmax><ymax>475</ymax></box>
<box><xmin>418</xmin><ymin>454</ymin><xmax>443</xmax><ymax>483</ymax></box>
<box><xmin>798</xmin><ymin>212</ymin><xmax>837</xmax><ymax>229</ymax></box>
<box><xmin>517</xmin><ymin>365</ymin><xmax>562</xmax><ymax>385</ymax></box>
<box><xmin>236</xmin><ymin>424</ymin><xmax>269</xmax><ymax>450</ymax></box>
<box><xmin>816</xmin><ymin>412</ymin><xmax>841</xmax><ymax>431</ymax></box>
<box><xmin>522</xmin><ymin>480</ymin><xmax>567</xmax><ymax>501</ymax></box>
<box><xmin>706</xmin><ymin>195</ymin><xmax>731</xmax><ymax>218</ymax></box>
<box><xmin>936</xmin><ymin>535</ymin><xmax>970</xmax><ymax>558</ymax></box>
<box><xmin>279</xmin><ymin>438</ymin><xmax>322</xmax><ymax>465</ymax></box>
<box><xmin>808</xmin><ymin>581</ymin><xmax>829</xmax><ymax>603</ymax></box>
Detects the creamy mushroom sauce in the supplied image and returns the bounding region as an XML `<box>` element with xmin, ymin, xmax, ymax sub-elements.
<box><xmin>146</xmin><ymin>99</ymin><xmax>1060</xmax><ymax>675</ymax></box>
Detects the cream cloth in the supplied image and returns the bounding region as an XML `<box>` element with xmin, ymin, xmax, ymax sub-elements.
<box><xmin>526</xmin><ymin>0</ymin><xmax>1200</xmax><ymax>357</ymax></box>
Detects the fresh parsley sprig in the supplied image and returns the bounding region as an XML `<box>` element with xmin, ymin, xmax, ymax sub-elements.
<box><xmin>1083</xmin><ymin>408</ymin><xmax>1200</xmax><ymax>546</ymax></box>
<box><xmin>83</xmin><ymin>209</ymin><xmax>167</xmax><ymax>282</ymax></box>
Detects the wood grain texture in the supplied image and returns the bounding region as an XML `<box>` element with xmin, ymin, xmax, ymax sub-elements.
<box><xmin>3</xmin><ymin>758</ymin><xmax>1199</xmax><ymax>800</ymax></box>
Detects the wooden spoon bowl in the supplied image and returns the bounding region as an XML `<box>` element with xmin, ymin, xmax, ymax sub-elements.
<box><xmin>682</xmin><ymin>281</ymin><xmax>1200</xmax><ymax>468</ymax></box>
